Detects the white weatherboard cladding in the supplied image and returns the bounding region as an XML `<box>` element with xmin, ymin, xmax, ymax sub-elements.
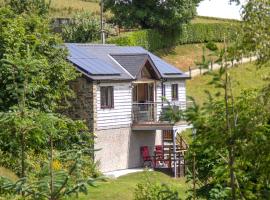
<box><xmin>156</xmin><ymin>82</ymin><xmax>162</xmax><ymax>119</ymax></box>
<box><xmin>96</xmin><ymin>82</ymin><xmax>132</xmax><ymax>130</ymax></box>
<box><xmin>163</xmin><ymin>80</ymin><xmax>186</xmax><ymax>108</ymax></box>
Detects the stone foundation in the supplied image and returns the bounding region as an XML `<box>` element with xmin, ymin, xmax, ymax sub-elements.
<box><xmin>94</xmin><ymin>128</ymin><xmax>162</xmax><ymax>172</ymax></box>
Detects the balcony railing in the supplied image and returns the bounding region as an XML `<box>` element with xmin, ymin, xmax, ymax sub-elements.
<box><xmin>132</xmin><ymin>101</ymin><xmax>188</xmax><ymax>124</ymax></box>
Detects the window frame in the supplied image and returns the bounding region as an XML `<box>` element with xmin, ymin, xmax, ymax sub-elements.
<box><xmin>100</xmin><ymin>86</ymin><xmax>114</xmax><ymax>109</ymax></box>
<box><xmin>162</xmin><ymin>84</ymin><xmax>166</xmax><ymax>97</ymax></box>
<box><xmin>171</xmin><ymin>84</ymin><xmax>178</xmax><ymax>101</ymax></box>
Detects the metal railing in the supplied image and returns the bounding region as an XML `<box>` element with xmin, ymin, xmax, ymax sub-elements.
<box><xmin>132</xmin><ymin>101</ymin><xmax>188</xmax><ymax>124</ymax></box>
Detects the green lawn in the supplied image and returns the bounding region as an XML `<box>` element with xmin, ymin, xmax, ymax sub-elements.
<box><xmin>156</xmin><ymin>43</ymin><xmax>222</xmax><ymax>72</ymax></box>
<box><xmin>77</xmin><ymin>171</ymin><xmax>190</xmax><ymax>200</ymax></box>
<box><xmin>187</xmin><ymin>62</ymin><xmax>270</xmax><ymax>105</ymax></box>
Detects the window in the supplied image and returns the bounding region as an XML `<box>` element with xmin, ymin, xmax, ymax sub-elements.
<box><xmin>100</xmin><ymin>86</ymin><xmax>114</xmax><ymax>109</ymax></box>
<box><xmin>162</xmin><ymin>84</ymin><xmax>166</xmax><ymax>97</ymax></box>
<box><xmin>171</xmin><ymin>84</ymin><xmax>178</xmax><ymax>101</ymax></box>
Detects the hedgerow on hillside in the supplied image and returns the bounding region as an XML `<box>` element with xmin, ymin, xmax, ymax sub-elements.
<box><xmin>107</xmin><ymin>23</ymin><xmax>239</xmax><ymax>51</ymax></box>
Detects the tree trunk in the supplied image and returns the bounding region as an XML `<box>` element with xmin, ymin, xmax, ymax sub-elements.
<box><xmin>193</xmin><ymin>153</ymin><xmax>196</xmax><ymax>200</ymax></box>
<box><xmin>50</xmin><ymin>135</ymin><xmax>54</xmax><ymax>200</ymax></box>
<box><xmin>225</xmin><ymin>71</ymin><xmax>236</xmax><ymax>200</ymax></box>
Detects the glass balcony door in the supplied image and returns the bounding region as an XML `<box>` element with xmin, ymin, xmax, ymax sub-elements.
<box><xmin>132</xmin><ymin>82</ymin><xmax>155</xmax><ymax>123</ymax></box>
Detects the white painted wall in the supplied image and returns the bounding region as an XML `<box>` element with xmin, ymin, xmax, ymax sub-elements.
<box><xmin>96</xmin><ymin>80</ymin><xmax>186</xmax><ymax>130</ymax></box>
<box><xmin>162</xmin><ymin>80</ymin><xmax>186</xmax><ymax>109</ymax></box>
<box><xmin>96</xmin><ymin>82</ymin><xmax>132</xmax><ymax>130</ymax></box>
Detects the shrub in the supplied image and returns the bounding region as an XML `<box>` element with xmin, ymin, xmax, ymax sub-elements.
<box><xmin>61</xmin><ymin>11</ymin><xmax>116</xmax><ymax>43</ymax></box>
<box><xmin>107</xmin><ymin>23</ymin><xmax>239</xmax><ymax>51</ymax></box>
<box><xmin>206</xmin><ymin>41</ymin><xmax>218</xmax><ymax>51</ymax></box>
<box><xmin>134</xmin><ymin>176</ymin><xmax>180</xmax><ymax>200</ymax></box>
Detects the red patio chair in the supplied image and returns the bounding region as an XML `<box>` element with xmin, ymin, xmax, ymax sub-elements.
<box><xmin>140</xmin><ymin>146</ymin><xmax>153</xmax><ymax>167</ymax></box>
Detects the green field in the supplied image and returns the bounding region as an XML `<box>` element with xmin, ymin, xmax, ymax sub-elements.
<box><xmin>0</xmin><ymin>0</ymin><xmax>241</xmax><ymax>22</ymax></box>
<box><xmin>156</xmin><ymin>43</ymin><xmax>222</xmax><ymax>72</ymax></box>
<box><xmin>187</xmin><ymin>62</ymin><xmax>270</xmax><ymax>105</ymax></box>
<box><xmin>77</xmin><ymin>171</ymin><xmax>190</xmax><ymax>200</ymax></box>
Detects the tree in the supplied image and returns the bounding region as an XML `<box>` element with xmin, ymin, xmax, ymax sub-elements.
<box><xmin>61</xmin><ymin>11</ymin><xmax>115</xmax><ymax>43</ymax></box>
<box><xmin>0</xmin><ymin>7</ymin><xmax>78</xmax><ymax>112</ymax></box>
<box><xmin>104</xmin><ymin>0</ymin><xmax>202</xmax><ymax>31</ymax></box>
<box><xmin>5</xmin><ymin>0</ymin><xmax>50</xmax><ymax>15</ymax></box>
<box><xmin>0</xmin><ymin>111</ymin><xmax>99</xmax><ymax>200</ymax></box>
<box><xmin>185</xmin><ymin>41</ymin><xmax>270</xmax><ymax>199</ymax></box>
<box><xmin>241</xmin><ymin>0</ymin><xmax>270</xmax><ymax>64</ymax></box>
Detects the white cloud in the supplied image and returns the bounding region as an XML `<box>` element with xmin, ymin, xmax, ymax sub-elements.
<box><xmin>197</xmin><ymin>0</ymin><xmax>247</xmax><ymax>20</ymax></box>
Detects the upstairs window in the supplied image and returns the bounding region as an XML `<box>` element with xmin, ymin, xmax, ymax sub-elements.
<box><xmin>171</xmin><ymin>84</ymin><xmax>178</xmax><ymax>101</ymax></box>
<box><xmin>100</xmin><ymin>86</ymin><xmax>114</xmax><ymax>109</ymax></box>
<box><xmin>162</xmin><ymin>84</ymin><xmax>166</xmax><ymax>97</ymax></box>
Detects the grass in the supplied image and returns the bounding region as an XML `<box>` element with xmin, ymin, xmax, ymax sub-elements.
<box><xmin>0</xmin><ymin>0</ymin><xmax>242</xmax><ymax>21</ymax></box>
<box><xmin>156</xmin><ymin>43</ymin><xmax>222</xmax><ymax>72</ymax></box>
<box><xmin>0</xmin><ymin>167</ymin><xmax>18</xmax><ymax>182</ymax></box>
<box><xmin>191</xmin><ymin>16</ymin><xmax>240</xmax><ymax>24</ymax></box>
<box><xmin>49</xmin><ymin>0</ymin><xmax>100</xmax><ymax>17</ymax></box>
<box><xmin>186</xmin><ymin>62</ymin><xmax>270</xmax><ymax>105</ymax></box>
<box><xmin>77</xmin><ymin>171</ymin><xmax>190</xmax><ymax>200</ymax></box>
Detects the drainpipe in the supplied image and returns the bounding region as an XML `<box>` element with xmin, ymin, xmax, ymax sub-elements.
<box><xmin>173</xmin><ymin>128</ymin><xmax>177</xmax><ymax>178</ymax></box>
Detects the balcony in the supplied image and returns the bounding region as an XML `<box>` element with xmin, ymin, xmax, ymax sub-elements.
<box><xmin>132</xmin><ymin>101</ymin><xmax>187</xmax><ymax>130</ymax></box>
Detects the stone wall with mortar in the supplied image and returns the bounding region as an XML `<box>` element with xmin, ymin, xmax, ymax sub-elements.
<box><xmin>64</xmin><ymin>76</ymin><xmax>95</xmax><ymax>132</ymax></box>
<box><xmin>94</xmin><ymin>127</ymin><xmax>162</xmax><ymax>172</ymax></box>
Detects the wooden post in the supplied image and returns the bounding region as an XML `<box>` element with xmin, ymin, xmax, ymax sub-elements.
<box><xmin>100</xmin><ymin>0</ymin><xmax>105</xmax><ymax>44</ymax></box>
<box><xmin>173</xmin><ymin>129</ymin><xmax>177</xmax><ymax>178</ymax></box>
<box><xmin>189</xmin><ymin>66</ymin><xmax>192</xmax><ymax>78</ymax></box>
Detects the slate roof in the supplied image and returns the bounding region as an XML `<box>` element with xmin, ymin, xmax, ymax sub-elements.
<box><xmin>112</xmin><ymin>54</ymin><xmax>155</xmax><ymax>78</ymax></box>
<box><xmin>65</xmin><ymin>43</ymin><xmax>189</xmax><ymax>81</ymax></box>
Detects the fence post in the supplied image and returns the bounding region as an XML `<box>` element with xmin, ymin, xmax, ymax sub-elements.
<box><xmin>189</xmin><ymin>66</ymin><xmax>192</xmax><ymax>78</ymax></box>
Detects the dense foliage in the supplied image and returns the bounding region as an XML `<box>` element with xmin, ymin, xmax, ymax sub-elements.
<box><xmin>185</xmin><ymin>40</ymin><xmax>270</xmax><ymax>199</ymax></box>
<box><xmin>0</xmin><ymin>7</ymin><xmax>77</xmax><ymax>112</ymax></box>
<box><xmin>61</xmin><ymin>11</ymin><xmax>115</xmax><ymax>43</ymax></box>
<box><xmin>5</xmin><ymin>0</ymin><xmax>50</xmax><ymax>15</ymax></box>
<box><xmin>104</xmin><ymin>0</ymin><xmax>201</xmax><ymax>31</ymax></box>
<box><xmin>134</xmin><ymin>175</ymin><xmax>180</xmax><ymax>200</ymax></box>
<box><xmin>107</xmin><ymin>23</ymin><xmax>239</xmax><ymax>51</ymax></box>
<box><xmin>241</xmin><ymin>0</ymin><xmax>270</xmax><ymax>64</ymax></box>
<box><xmin>186</xmin><ymin>88</ymin><xmax>270</xmax><ymax>199</ymax></box>
<box><xmin>0</xmin><ymin>5</ymin><xmax>99</xmax><ymax>199</ymax></box>
<box><xmin>0</xmin><ymin>109</ymin><xmax>94</xmax><ymax>176</ymax></box>
<box><xmin>0</xmin><ymin>111</ymin><xmax>99</xmax><ymax>200</ymax></box>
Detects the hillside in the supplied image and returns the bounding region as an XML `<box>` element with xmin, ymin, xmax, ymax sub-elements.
<box><xmin>0</xmin><ymin>0</ymin><xmax>241</xmax><ymax>22</ymax></box>
<box><xmin>186</xmin><ymin>62</ymin><xmax>269</xmax><ymax>105</ymax></box>
<box><xmin>156</xmin><ymin>43</ymin><xmax>222</xmax><ymax>72</ymax></box>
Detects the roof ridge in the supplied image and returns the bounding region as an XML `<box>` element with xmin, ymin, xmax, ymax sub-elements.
<box><xmin>110</xmin><ymin>53</ymin><xmax>148</xmax><ymax>56</ymax></box>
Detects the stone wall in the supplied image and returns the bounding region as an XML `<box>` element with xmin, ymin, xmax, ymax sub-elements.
<box><xmin>64</xmin><ymin>76</ymin><xmax>95</xmax><ymax>132</ymax></box>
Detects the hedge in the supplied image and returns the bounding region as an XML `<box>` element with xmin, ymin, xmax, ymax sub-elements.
<box><xmin>107</xmin><ymin>23</ymin><xmax>239</xmax><ymax>51</ymax></box>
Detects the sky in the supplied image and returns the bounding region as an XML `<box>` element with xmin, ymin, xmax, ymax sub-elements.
<box><xmin>197</xmin><ymin>0</ymin><xmax>246</xmax><ymax>20</ymax></box>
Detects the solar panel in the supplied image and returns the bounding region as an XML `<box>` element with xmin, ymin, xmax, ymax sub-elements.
<box><xmin>69</xmin><ymin>58</ymin><xmax>121</xmax><ymax>75</ymax></box>
<box><xmin>66</xmin><ymin>44</ymin><xmax>96</xmax><ymax>59</ymax></box>
<box><xmin>149</xmin><ymin>55</ymin><xmax>183</xmax><ymax>75</ymax></box>
<box><xmin>65</xmin><ymin>43</ymin><xmax>187</xmax><ymax>79</ymax></box>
